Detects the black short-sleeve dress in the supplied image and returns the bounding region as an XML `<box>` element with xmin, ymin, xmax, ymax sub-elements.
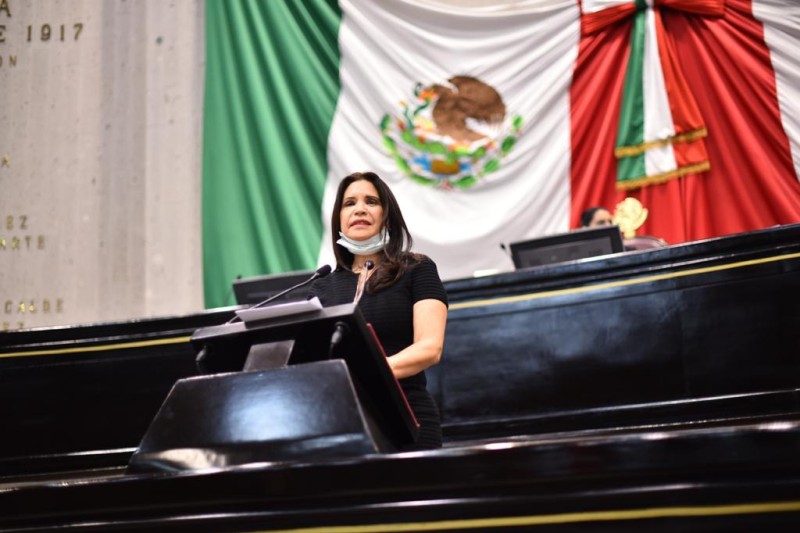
<box><xmin>308</xmin><ymin>255</ymin><xmax>448</xmax><ymax>450</ymax></box>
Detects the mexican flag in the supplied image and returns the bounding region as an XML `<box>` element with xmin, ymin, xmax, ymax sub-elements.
<box><xmin>202</xmin><ymin>0</ymin><xmax>800</xmax><ymax>308</ymax></box>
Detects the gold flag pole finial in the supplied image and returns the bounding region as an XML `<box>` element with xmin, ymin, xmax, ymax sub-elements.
<box><xmin>613</xmin><ymin>197</ymin><xmax>648</xmax><ymax>239</ymax></box>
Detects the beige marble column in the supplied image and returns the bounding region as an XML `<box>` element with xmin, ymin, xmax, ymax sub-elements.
<box><xmin>0</xmin><ymin>0</ymin><xmax>205</xmax><ymax>330</ymax></box>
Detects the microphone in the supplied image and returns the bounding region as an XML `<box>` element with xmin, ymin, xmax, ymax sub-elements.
<box><xmin>225</xmin><ymin>264</ymin><xmax>332</xmax><ymax>325</ymax></box>
<box><xmin>328</xmin><ymin>320</ymin><xmax>350</xmax><ymax>359</ymax></box>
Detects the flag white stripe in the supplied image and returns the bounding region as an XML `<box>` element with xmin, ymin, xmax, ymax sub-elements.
<box><xmin>642</xmin><ymin>7</ymin><xmax>677</xmax><ymax>176</ymax></box>
<box><xmin>581</xmin><ymin>0</ymin><xmax>632</xmax><ymax>15</ymax></box>
<box><xmin>752</xmin><ymin>0</ymin><xmax>800</xmax><ymax>182</ymax></box>
<box><xmin>320</xmin><ymin>0</ymin><xmax>581</xmax><ymax>280</ymax></box>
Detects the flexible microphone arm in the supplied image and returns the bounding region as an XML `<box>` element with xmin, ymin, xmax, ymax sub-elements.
<box><xmin>225</xmin><ymin>264</ymin><xmax>332</xmax><ymax>325</ymax></box>
<box><xmin>197</xmin><ymin>265</ymin><xmax>331</xmax><ymax>372</ymax></box>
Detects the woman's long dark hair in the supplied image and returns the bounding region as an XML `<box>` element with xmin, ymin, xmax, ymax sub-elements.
<box><xmin>331</xmin><ymin>171</ymin><xmax>421</xmax><ymax>292</ymax></box>
<box><xmin>580</xmin><ymin>206</ymin><xmax>604</xmax><ymax>228</ymax></box>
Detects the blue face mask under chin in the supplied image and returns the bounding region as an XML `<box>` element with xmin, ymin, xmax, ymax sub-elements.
<box><xmin>337</xmin><ymin>228</ymin><xmax>390</xmax><ymax>256</ymax></box>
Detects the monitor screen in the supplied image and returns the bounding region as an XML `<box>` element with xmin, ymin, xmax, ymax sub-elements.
<box><xmin>233</xmin><ymin>270</ymin><xmax>315</xmax><ymax>305</ymax></box>
<box><xmin>509</xmin><ymin>225</ymin><xmax>624</xmax><ymax>269</ymax></box>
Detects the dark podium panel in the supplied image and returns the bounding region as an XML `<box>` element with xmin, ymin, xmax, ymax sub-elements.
<box><xmin>438</xmin><ymin>223</ymin><xmax>800</xmax><ymax>439</ymax></box>
<box><xmin>191</xmin><ymin>303</ymin><xmax>419</xmax><ymax>449</ymax></box>
<box><xmin>128</xmin><ymin>360</ymin><xmax>382</xmax><ymax>473</ymax></box>
<box><xmin>127</xmin><ymin>303</ymin><xmax>420</xmax><ymax>471</ymax></box>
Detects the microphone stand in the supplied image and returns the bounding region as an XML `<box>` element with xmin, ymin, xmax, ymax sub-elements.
<box><xmin>198</xmin><ymin>265</ymin><xmax>332</xmax><ymax>373</ymax></box>
<box><xmin>225</xmin><ymin>265</ymin><xmax>332</xmax><ymax>325</ymax></box>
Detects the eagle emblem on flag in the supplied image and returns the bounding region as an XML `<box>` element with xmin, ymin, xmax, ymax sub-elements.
<box><xmin>380</xmin><ymin>75</ymin><xmax>522</xmax><ymax>190</ymax></box>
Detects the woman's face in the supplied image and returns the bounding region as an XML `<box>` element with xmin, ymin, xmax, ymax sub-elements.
<box><xmin>339</xmin><ymin>179</ymin><xmax>384</xmax><ymax>242</ymax></box>
<box><xmin>589</xmin><ymin>208</ymin><xmax>614</xmax><ymax>227</ymax></box>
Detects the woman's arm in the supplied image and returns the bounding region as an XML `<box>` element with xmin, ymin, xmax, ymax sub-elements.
<box><xmin>386</xmin><ymin>298</ymin><xmax>447</xmax><ymax>379</ymax></box>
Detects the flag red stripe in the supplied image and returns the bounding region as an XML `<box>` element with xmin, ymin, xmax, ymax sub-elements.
<box><xmin>570</xmin><ymin>15</ymin><xmax>631</xmax><ymax>229</ymax></box>
<box><xmin>572</xmin><ymin>0</ymin><xmax>800</xmax><ymax>242</ymax></box>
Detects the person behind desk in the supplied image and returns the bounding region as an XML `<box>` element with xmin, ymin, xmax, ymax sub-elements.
<box><xmin>308</xmin><ymin>171</ymin><xmax>449</xmax><ymax>450</ymax></box>
<box><xmin>579</xmin><ymin>205</ymin><xmax>637</xmax><ymax>251</ymax></box>
<box><xmin>579</xmin><ymin>206</ymin><xmax>614</xmax><ymax>228</ymax></box>
<box><xmin>580</xmin><ymin>205</ymin><xmax>667</xmax><ymax>250</ymax></box>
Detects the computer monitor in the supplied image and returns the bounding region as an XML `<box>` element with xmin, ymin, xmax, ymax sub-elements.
<box><xmin>509</xmin><ymin>225</ymin><xmax>624</xmax><ymax>269</ymax></box>
<box><xmin>233</xmin><ymin>270</ymin><xmax>315</xmax><ymax>305</ymax></box>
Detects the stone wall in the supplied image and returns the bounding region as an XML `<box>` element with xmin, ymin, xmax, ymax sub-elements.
<box><xmin>0</xmin><ymin>0</ymin><xmax>205</xmax><ymax>330</ymax></box>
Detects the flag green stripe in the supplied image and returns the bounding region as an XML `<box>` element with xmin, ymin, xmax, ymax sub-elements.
<box><xmin>202</xmin><ymin>0</ymin><xmax>342</xmax><ymax>308</ymax></box>
<box><xmin>616</xmin><ymin>9</ymin><xmax>647</xmax><ymax>182</ymax></box>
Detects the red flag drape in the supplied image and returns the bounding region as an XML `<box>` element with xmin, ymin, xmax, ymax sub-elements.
<box><xmin>571</xmin><ymin>0</ymin><xmax>800</xmax><ymax>243</ymax></box>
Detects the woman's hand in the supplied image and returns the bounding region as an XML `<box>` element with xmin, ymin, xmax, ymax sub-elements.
<box><xmin>387</xmin><ymin>299</ymin><xmax>447</xmax><ymax>379</ymax></box>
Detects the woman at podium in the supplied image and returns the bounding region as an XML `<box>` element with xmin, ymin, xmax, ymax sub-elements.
<box><xmin>309</xmin><ymin>171</ymin><xmax>449</xmax><ymax>450</ymax></box>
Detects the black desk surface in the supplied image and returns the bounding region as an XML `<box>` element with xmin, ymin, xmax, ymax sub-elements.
<box><xmin>2</xmin><ymin>225</ymin><xmax>800</xmax><ymax>530</ymax></box>
<box><xmin>1</xmin><ymin>224</ymin><xmax>799</xmax><ymax>484</ymax></box>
